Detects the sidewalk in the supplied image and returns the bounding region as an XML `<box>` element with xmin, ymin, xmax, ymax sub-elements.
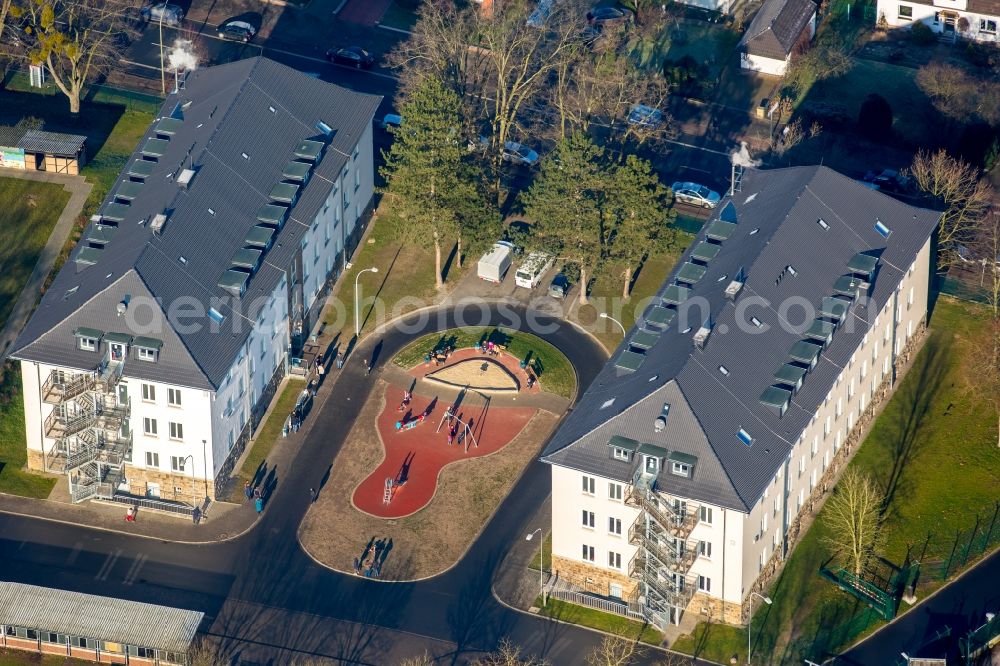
<box><xmin>0</xmin><ymin>171</ymin><xmax>91</xmax><ymax>363</ymax></box>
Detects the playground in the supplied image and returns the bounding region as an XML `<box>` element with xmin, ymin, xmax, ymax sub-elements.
<box><xmin>299</xmin><ymin>331</ymin><xmax>572</xmax><ymax>580</ymax></box>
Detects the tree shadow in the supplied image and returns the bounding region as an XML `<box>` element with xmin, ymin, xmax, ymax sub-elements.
<box><xmin>360</xmin><ymin>246</ymin><xmax>401</xmax><ymax>334</ymax></box>
<box><xmin>442</xmin><ymin>241</ymin><xmax>460</xmax><ymax>281</ymax></box>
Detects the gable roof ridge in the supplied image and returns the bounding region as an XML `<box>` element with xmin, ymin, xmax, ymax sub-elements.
<box><xmin>668</xmin><ymin>380</ymin><xmax>749</xmax><ymax>510</ymax></box>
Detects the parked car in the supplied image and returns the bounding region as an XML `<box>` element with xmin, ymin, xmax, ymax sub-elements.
<box><xmin>671</xmin><ymin>182</ymin><xmax>721</xmax><ymax>209</ymax></box>
<box><xmin>515</xmin><ymin>252</ymin><xmax>555</xmax><ymax>289</ymax></box>
<box><xmin>479</xmin><ymin>241</ymin><xmax>517</xmax><ymax>283</ymax></box>
<box><xmin>586</xmin><ymin>6</ymin><xmax>633</xmax><ymax>28</ymax></box>
<box><xmin>626</xmin><ymin>104</ymin><xmax>664</xmax><ymax>129</ymax></box>
<box><xmin>378</xmin><ymin>114</ymin><xmax>403</xmax><ymax>130</ymax></box>
<box><xmin>502</xmin><ymin>141</ymin><xmax>539</xmax><ymax>167</ymax></box>
<box><xmin>141</xmin><ymin>3</ymin><xmax>184</xmax><ymax>26</ymax></box>
<box><xmin>218</xmin><ymin>19</ymin><xmax>257</xmax><ymax>42</ymax></box>
<box><xmin>863</xmin><ymin>168</ymin><xmax>909</xmax><ymax>193</ymax></box>
<box><xmin>326</xmin><ymin>46</ymin><xmax>375</xmax><ymax>69</ymax></box>
<box><xmin>548</xmin><ymin>273</ymin><xmax>571</xmax><ymax>299</ymax></box>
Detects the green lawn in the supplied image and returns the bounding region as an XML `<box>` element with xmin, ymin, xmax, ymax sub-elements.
<box><xmin>673</xmin><ymin>297</ymin><xmax>1000</xmax><ymax>665</ymax></box>
<box><xmin>378</xmin><ymin>1</ymin><xmax>420</xmax><ymax>31</ymax></box>
<box><xmin>535</xmin><ymin>596</ymin><xmax>663</xmax><ymax>645</ymax></box>
<box><xmin>0</xmin><ymin>650</ymin><xmax>93</xmax><ymax>666</ymax></box>
<box><xmin>393</xmin><ymin>328</ymin><xmax>576</xmax><ymax>398</ymax></box>
<box><xmin>572</xmin><ymin>245</ymin><xmax>687</xmax><ymax>353</ymax></box>
<box><xmin>0</xmin><ymin>177</ymin><xmax>71</xmax><ymax>330</ymax></box>
<box><xmin>629</xmin><ymin>19</ymin><xmax>740</xmax><ymax>81</ymax></box>
<box><xmin>0</xmin><ymin>364</ymin><xmax>57</xmax><ymax>498</ymax></box>
<box><xmin>527</xmin><ymin>531</ymin><xmax>552</xmax><ymax>572</ymax></box>
<box><xmin>801</xmin><ymin>59</ymin><xmax>933</xmax><ymax>145</ymax></box>
<box><xmin>323</xmin><ymin>213</ymin><xmax>467</xmax><ymax>342</ymax></box>
<box><xmin>223</xmin><ymin>378</ymin><xmax>307</xmax><ymax>502</ymax></box>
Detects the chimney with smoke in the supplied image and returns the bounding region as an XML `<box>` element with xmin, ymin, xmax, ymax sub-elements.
<box><xmin>167</xmin><ymin>39</ymin><xmax>200</xmax><ymax>93</ymax></box>
<box><xmin>729</xmin><ymin>142</ymin><xmax>761</xmax><ymax>195</ymax></box>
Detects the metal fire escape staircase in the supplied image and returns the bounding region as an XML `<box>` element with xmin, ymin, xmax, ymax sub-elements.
<box><xmin>41</xmin><ymin>354</ymin><xmax>131</xmax><ymax>502</ymax></box>
<box><xmin>626</xmin><ymin>465</ymin><xmax>700</xmax><ymax>626</ymax></box>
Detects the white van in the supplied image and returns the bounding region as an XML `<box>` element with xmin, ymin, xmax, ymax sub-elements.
<box><xmin>515</xmin><ymin>251</ymin><xmax>555</xmax><ymax>289</ymax></box>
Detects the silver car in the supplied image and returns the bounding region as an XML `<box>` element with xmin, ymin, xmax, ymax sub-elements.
<box><xmin>502</xmin><ymin>141</ymin><xmax>539</xmax><ymax>167</ymax></box>
<box><xmin>142</xmin><ymin>3</ymin><xmax>184</xmax><ymax>26</ymax></box>
<box><xmin>671</xmin><ymin>182</ymin><xmax>721</xmax><ymax>209</ymax></box>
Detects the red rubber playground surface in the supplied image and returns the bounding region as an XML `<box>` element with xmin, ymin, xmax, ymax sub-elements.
<box><xmin>352</xmin><ymin>386</ymin><xmax>536</xmax><ymax>518</ymax></box>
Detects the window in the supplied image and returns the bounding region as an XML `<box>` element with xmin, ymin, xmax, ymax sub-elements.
<box><xmin>208</xmin><ymin>307</ymin><xmax>226</xmax><ymax>324</ymax></box>
<box><xmin>353</xmin><ymin>145</ymin><xmax>360</xmax><ymax>161</ymax></box>
<box><xmin>698</xmin><ymin>541</ymin><xmax>712</xmax><ymax>558</ymax></box>
<box><xmin>644</xmin><ymin>455</ymin><xmax>659</xmax><ymax>475</ymax></box>
<box><xmin>672</xmin><ymin>461</ymin><xmax>691</xmax><ymax>477</ymax></box>
<box><xmin>582</xmin><ymin>510</ymin><xmax>595</xmax><ymax>528</ymax></box>
<box><xmin>45</xmin><ymin>632</ymin><xmax>65</xmax><ymax>644</ymax></box>
<box><xmin>698</xmin><ymin>575</ymin><xmax>711</xmax><ymax>592</ymax></box>
<box><xmin>699</xmin><ymin>506</ymin><xmax>713</xmax><ymax>524</ymax></box>
<box><xmin>168</xmin><ymin>388</ymin><xmax>181</xmax><ymax>406</ymax></box>
<box><xmin>582</xmin><ymin>544</ymin><xmax>595</xmax><ymax>562</ymax></box>
<box><xmin>737</xmin><ymin>428</ymin><xmax>753</xmax><ymax>447</ymax></box>
<box><xmin>143</xmin><ymin>417</ymin><xmax>158</xmax><ymax>436</ymax></box>
<box><xmin>798</xmin><ymin>456</ymin><xmax>805</xmax><ymax>477</ymax></box>
<box><xmin>608</xmin><ymin>517</ymin><xmax>622</xmax><ymax>535</ymax></box>
<box><xmin>141</xmin><ymin>383</ymin><xmax>155</xmax><ymax>402</ymax></box>
<box><xmin>773</xmin><ymin>495</ymin><xmax>780</xmax><ymax>517</ymax></box>
<box><xmin>980</xmin><ymin>18</ymin><xmax>997</xmax><ymax>32</ymax></box>
<box><xmin>608</xmin><ymin>551</ymin><xmax>622</xmax><ymax>569</ymax></box>
<box><xmin>145</xmin><ymin>451</ymin><xmax>159</xmax><ymax>468</ymax></box>
<box><xmin>608</xmin><ymin>482</ymin><xmax>623</xmax><ymax>501</ymax></box>
<box><xmin>137</xmin><ymin>347</ymin><xmax>157</xmax><ymax>362</ymax></box>
<box><xmin>168</xmin><ymin>422</ymin><xmax>183</xmax><ymax>441</ymax></box>
<box><xmin>582</xmin><ymin>475</ymin><xmax>595</xmax><ymax>495</ymax></box>
<box><xmin>355</xmin><ymin>168</ymin><xmax>360</xmax><ymax>191</ymax></box>
<box><xmin>612</xmin><ymin>447</ymin><xmax>630</xmax><ymax>461</ymax></box>
<box><xmin>170</xmin><ymin>455</ymin><xmax>186</xmax><ymax>472</ymax></box>
<box><xmin>811</xmin><ymin>436</ymin><xmax>818</xmax><ymax>457</ymax></box>
<box><xmin>897</xmin><ymin>3</ymin><xmax>912</xmax><ymax>19</ymax></box>
<box><xmin>79</xmin><ymin>336</ymin><xmax>97</xmax><ymax>351</ymax></box>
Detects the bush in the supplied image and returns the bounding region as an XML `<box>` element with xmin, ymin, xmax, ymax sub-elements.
<box><xmin>909</xmin><ymin>21</ymin><xmax>937</xmax><ymax>45</ymax></box>
<box><xmin>857</xmin><ymin>93</ymin><xmax>893</xmax><ymax>141</ymax></box>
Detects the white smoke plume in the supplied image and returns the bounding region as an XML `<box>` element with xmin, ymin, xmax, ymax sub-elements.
<box><xmin>730</xmin><ymin>141</ymin><xmax>762</xmax><ymax>168</ymax></box>
<box><xmin>167</xmin><ymin>39</ymin><xmax>199</xmax><ymax>72</ymax></box>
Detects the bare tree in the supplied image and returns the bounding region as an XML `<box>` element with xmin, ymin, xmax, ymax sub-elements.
<box><xmin>908</xmin><ymin>149</ymin><xmax>992</xmax><ymax>270</ymax></box>
<box><xmin>822</xmin><ymin>468</ymin><xmax>885</xmax><ymax>576</ymax></box>
<box><xmin>187</xmin><ymin>638</ymin><xmax>229</xmax><ymax>666</ymax></box>
<box><xmin>398</xmin><ymin>652</ymin><xmax>435</xmax><ymax>666</ymax></box>
<box><xmin>586</xmin><ymin>635</ymin><xmax>645</xmax><ymax>666</ymax></box>
<box><xmin>916</xmin><ymin>61</ymin><xmax>1000</xmax><ymax>126</ymax></box>
<box><xmin>972</xmin><ymin>206</ymin><xmax>1000</xmax><ymax>318</ymax></box>
<box><xmin>472</xmin><ymin>637</ymin><xmax>550</xmax><ymax>666</ymax></box>
<box><xmin>970</xmin><ymin>207</ymin><xmax>1000</xmax><ymax>450</ymax></box>
<box><xmin>10</xmin><ymin>0</ymin><xmax>141</xmax><ymax>114</ymax></box>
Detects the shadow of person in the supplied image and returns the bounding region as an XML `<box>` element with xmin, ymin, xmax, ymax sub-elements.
<box><xmin>370</xmin><ymin>339</ymin><xmax>384</xmax><ymax>369</ymax></box>
<box><xmin>396</xmin><ymin>452</ymin><xmax>415</xmax><ymax>486</ymax></box>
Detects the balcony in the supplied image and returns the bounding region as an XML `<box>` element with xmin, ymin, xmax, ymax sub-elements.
<box><xmin>41</xmin><ymin>371</ymin><xmax>95</xmax><ymax>404</ymax></box>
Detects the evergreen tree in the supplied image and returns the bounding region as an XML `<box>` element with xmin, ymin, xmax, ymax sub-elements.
<box><xmin>380</xmin><ymin>77</ymin><xmax>496</xmax><ymax>287</ymax></box>
<box><xmin>522</xmin><ymin>133</ymin><xmax>608</xmax><ymax>304</ymax></box>
<box><xmin>606</xmin><ymin>155</ymin><xmax>676</xmax><ymax>299</ymax></box>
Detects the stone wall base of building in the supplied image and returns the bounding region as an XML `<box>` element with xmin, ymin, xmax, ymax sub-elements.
<box><xmin>26</xmin><ymin>448</ymin><xmax>45</xmax><ymax>473</ymax></box>
<box><xmin>689</xmin><ymin>591</ymin><xmax>744</xmax><ymax>625</ymax></box>
<box><xmin>123</xmin><ymin>465</ymin><xmax>217</xmax><ymax>503</ymax></box>
<box><xmin>551</xmin><ymin>554</ymin><xmax>638</xmax><ymax>600</ymax></box>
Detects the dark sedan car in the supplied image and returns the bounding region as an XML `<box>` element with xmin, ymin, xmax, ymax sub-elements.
<box><xmin>218</xmin><ymin>19</ymin><xmax>257</xmax><ymax>42</ymax></box>
<box><xmin>326</xmin><ymin>46</ymin><xmax>375</xmax><ymax>69</ymax></box>
<box><xmin>548</xmin><ymin>273</ymin><xmax>571</xmax><ymax>299</ymax></box>
<box><xmin>586</xmin><ymin>6</ymin><xmax>633</xmax><ymax>28</ymax></box>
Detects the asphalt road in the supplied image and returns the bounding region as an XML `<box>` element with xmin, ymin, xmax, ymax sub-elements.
<box><xmin>0</xmin><ymin>305</ymin><xmax>711</xmax><ymax>664</ymax></box>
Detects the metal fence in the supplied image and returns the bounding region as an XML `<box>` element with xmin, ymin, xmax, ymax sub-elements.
<box><xmin>546</xmin><ymin>588</ymin><xmax>648</xmax><ymax>622</ymax></box>
<box><xmin>102</xmin><ymin>493</ymin><xmax>195</xmax><ymax>516</ymax></box>
<box><xmin>936</xmin><ymin>502</ymin><xmax>1000</xmax><ymax>581</ymax></box>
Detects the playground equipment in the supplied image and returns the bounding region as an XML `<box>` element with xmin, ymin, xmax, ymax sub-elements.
<box><xmin>383</xmin><ymin>478</ymin><xmax>394</xmax><ymax>505</ymax></box>
<box><xmin>395</xmin><ymin>414</ymin><xmax>426</xmax><ymax>432</ymax></box>
<box><xmin>437</xmin><ymin>407</ymin><xmax>479</xmax><ymax>453</ymax></box>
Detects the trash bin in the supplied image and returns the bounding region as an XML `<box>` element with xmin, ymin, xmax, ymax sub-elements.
<box><xmin>756</xmin><ymin>98</ymin><xmax>768</xmax><ymax>119</ymax></box>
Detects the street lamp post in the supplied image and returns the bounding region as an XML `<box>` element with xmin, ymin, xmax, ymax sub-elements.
<box><xmin>748</xmin><ymin>591</ymin><xmax>772</xmax><ymax>665</ymax></box>
<box><xmin>599</xmin><ymin>312</ymin><xmax>626</xmax><ymax>338</ymax></box>
<box><xmin>201</xmin><ymin>439</ymin><xmax>209</xmax><ymax>506</ymax></box>
<box><xmin>526</xmin><ymin>529</ymin><xmax>546</xmax><ymax>606</ymax></box>
<box><xmin>354</xmin><ymin>267</ymin><xmax>379</xmax><ymax>339</ymax></box>
<box><xmin>181</xmin><ymin>454</ymin><xmax>195</xmax><ymax>508</ymax></box>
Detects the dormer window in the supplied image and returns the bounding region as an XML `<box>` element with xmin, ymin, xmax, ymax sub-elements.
<box><xmin>644</xmin><ymin>455</ymin><xmax>659</xmax><ymax>475</ymax></box>
<box><xmin>133</xmin><ymin>336</ymin><xmax>163</xmax><ymax>363</ymax></box>
<box><xmin>612</xmin><ymin>447</ymin><xmax>630</xmax><ymax>461</ymax></box>
<box><xmin>668</xmin><ymin>451</ymin><xmax>697</xmax><ymax>478</ymax></box>
<box><xmin>672</xmin><ymin>461</ymin><xmax>691</xmax><ymax>477</ymax></box>
<box><xmin>74</xmin><ymin>327</ymin><xmax>103</xmax><ymax>352</ymax></box>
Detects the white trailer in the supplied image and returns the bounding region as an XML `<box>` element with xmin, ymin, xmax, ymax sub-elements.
<box><xmin>478</xmin><ymin>241</ymin><xmax>515</xmax><ymax>283</ymax></box>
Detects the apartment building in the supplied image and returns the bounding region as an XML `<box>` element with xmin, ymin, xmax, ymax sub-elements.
<box><xmin>10</xmin><ymin>58</ymin><xmax>380</xmax><ymax>508</ymax></box>
<box><xmin>878</xmin><ymin>0</ymin><xmax>1000</xmax><ymax>42</ymax></box>
<box><xmin>542</xmin><ymin>165</ymin><xmax>939</xmax><ymax>629</ymax></box>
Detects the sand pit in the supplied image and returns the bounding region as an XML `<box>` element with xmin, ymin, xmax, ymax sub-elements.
<box><xmin>424</xmin><ymin>357</ymin><xmax>520</xmax><ymax>392</ymax></box>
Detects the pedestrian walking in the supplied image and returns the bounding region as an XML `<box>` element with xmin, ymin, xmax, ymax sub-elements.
<box><xmin>244</xmin><ymin>481</ymin><xmax>252</xmax><ymax>502</ymax></box>
<box><xmin>255</xmin><ymin>496</ymin><xmax>263</xmax><ymax>514</ymax></box>
<box><xmin>364</xmin><ymin>357</ymin><xmax>371</xmax><ymax>376</ymax></box>
<box><xmin>317</xmin><ymin>363</ymin><xmax>325</xmax><ymax>384</ymax></box>
<box><xmin>124</xmin><ymin>506</ymin><xmax>136</xmax><ymax>522</ymax></box>
<box><xmin>309</xmin><ymin>378</ymin><xmax>318</xmax><ymax>397</ymax></box>
<box><xmin>447</xmin><ymin>432</ymin><xmax>454</xmax><ymax>446</ymax></box>
<box><xmin>254</xmin><ymin>487</ymin><xmax>262</xmax><ymax>500</ymax></box>
<box><xmin>309</xmin><ymin>487</ymin><xmax>316</xmax><ymax>502</ymax></box>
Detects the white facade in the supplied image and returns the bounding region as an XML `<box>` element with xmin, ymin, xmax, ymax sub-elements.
<box><xmin>549</xmin><ymin>235</ymin><xmax>933</xmax><ymax>625</ymax></box>
<box><xmin>878</xmin><ymin>0</ymin><xmax>1000</xmax><ymax>41</ymax></box>
<box><xmin>740</xmin><ymin>14</ymin><xmax>816</xmax><ymax>76</ymax></box>
<box><xmin>17</xmin><ymin>127</ymin><xmax>375</xmax><ymax>504</ymax></box>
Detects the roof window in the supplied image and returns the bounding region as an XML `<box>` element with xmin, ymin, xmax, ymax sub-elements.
<box><xmin>737</xmin><ymin>428</ymin><xmax>753</xmax><ymax>447</ymax></box>
<box><xmin>874</xmin><ymin>219</ymin><xmax>892</xmax><ymax>238</ymax></box>
<box><xmin>818</xmin><ymin>218</ymin><xmax>830</xmax><ymax>230</ymax></box>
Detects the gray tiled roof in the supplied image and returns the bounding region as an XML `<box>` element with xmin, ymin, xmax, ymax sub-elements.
<box><xmin>10</xmin><ymin>58</ymin><xmax>381</xmax><ymax>389</ymax></box>
<box><xmin>0</xmin><ymin>581</ymin><xmax>202</xmax><ymax>653</ymax></box>
<box><xmin>543</xmin><ymin>166</ymin><xmax>940</xmax><ymax>512</ymax></box>
<box><xmin>739</xmin><ymin>0</ymin><xmax>817</xmax><ymax>60</ymax></box>
<box><xmin>0</xmin><ymin>127</ymin><xmax>86</xmax><ymax>155</ymax></box>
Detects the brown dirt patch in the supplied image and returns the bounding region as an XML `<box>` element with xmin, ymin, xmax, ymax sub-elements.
<box><xmin>298</xmin><ymin>380</ymin><xmax>559</xmax><ymax>580</ymax></box>
<box><xmin>425</xmin><ymin>357</ymin><xmax>520</xmax><ymax>392</ymax></box>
